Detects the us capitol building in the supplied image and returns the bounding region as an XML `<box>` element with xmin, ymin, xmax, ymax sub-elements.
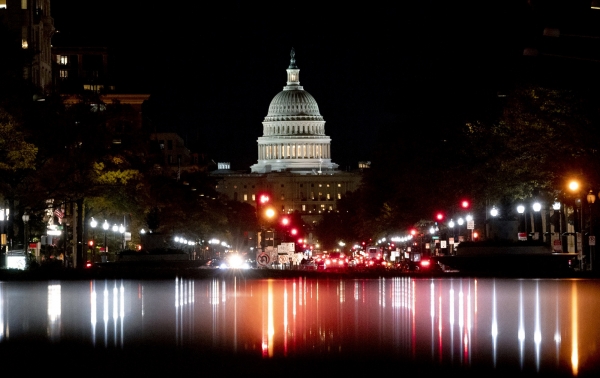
<box><xmin>212</xmin><ymin>49</ymin><xmax>364</xmax><ymax>224</ymax></box>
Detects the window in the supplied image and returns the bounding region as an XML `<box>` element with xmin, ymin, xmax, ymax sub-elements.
<box><xmin>319</xmin><ymin>184</ymin><xmax>322</xmax><ymax>187</ymax></box>
<box><xmin>281</xmin><ymin>184</ymin><xmax>284</xmax><ymax>188</ymax></box>
<box><xmin>299</xmin><ymin>184</ymin><xmax>303</xmax><ymax>187</ymax></box>
<box><xmin>167</xmin><ymin>140</ymin><xmax>173</xmax><ymax>150</ymax></box>
<box><xmin>326</xmin><ymin>193</ymin><xmax>331</xmax><ymax>200</ymax></box>
<box><xmin>302</xmin><ymin>205</ymin><xmax>306</xmax><ymax>211</ymax></box>
<box><xmin>233</xmin><ymin>192</ymin><xmax>238</xmax><ymax>201</ymax></box>
<box><xmin>58</xmin><ymin>55</ymin><xmax>68</xmax><ymax>65</ymax></box>
<box><xmin>337</xmin><ymin>183</ymin><xmax>341</xmax><ymax>187</ymax></box>
<box><xmin>244</xmin><ymin>185</ymin><xmax>247</xmax><ymax>189</ymax></box>
<box><xmin>281</xmin><ymin>205</ymin><xmax>285</xmax><ymax>211</ymax></box>
<box><xmin>252</xmin><ymin>194</ymin><xmax>256</xmax><ymax>201</ymax></box>
<box><xmin>168</xmin><ymin>155</ymin><xmax>174</xmax><ymax>164</ymax></box>
<box><xmin>327</xmin><ymin>184</ymin><xmax>330</xmax><ymax>187</ymax></box>
<box><xmin>243</xmin><ymin>194</ymin><xmax>248</xmax><ymax>201</ymax></box>
<box><xmin>59</xmin><ymin>70</ymin><xmax>68</xmax><ymax>78</ymax></box>
<box><xmin>311</xmin><ymin>192</ymin><xmax>315</xmax><ymax>200</ymax></box>
<box><xmin>233</xmin><ymin>185</ymin><xmax>237</xmax><ymax>189</ymax></box>
<box><xmin>328</xmin><ymin>205</ymin><xmax>333</xmax><ymax>211</ymax></box>
<box><xmin>337</xmin><ymin>193</ymin><xmax>341</xmax><ymax>200</ymax></box>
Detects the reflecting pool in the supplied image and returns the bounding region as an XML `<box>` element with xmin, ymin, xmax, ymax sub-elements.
<box><xmin>1</xmin><ymin>276</ymin><xmax>599</xmax><ymax>376</ymax></box>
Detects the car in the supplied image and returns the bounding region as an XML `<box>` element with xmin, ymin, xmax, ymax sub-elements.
<box><xmin>401</xmin><ymin>258</ymin><xmax>443</xmax><ymax>273</ymax></box>
<box><xmin>324</xmin><ymin>252</ymin><xmax>349</xmax><ymax>271</ymax></box>
<box><xmin>299</xmin><ymin>258</ymin><xmax>317</xmax><ymax>270</ymax></box>
<box><xmin>365</xmin><ymin>257</ymin><xmax>389</xmax><ymax>271</ymax></box>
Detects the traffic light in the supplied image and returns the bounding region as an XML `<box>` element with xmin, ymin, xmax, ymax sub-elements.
<box><xmin>435</xmin><ymin>212</ymin><xmax>444</xmax><ymax>221</ymax></box>
<box><xmin>88</xmin><ymin>240</ymin><xmax>94</xmax><ymax>248</ymax></box>
<box><xmin>410</xmin><ymin>229</ymin><xmax>417</xmax><ymax>236</ymax></box>
<box><xmin>259</xmin><ymin>193</ymin><xmax>270</xmax><ymax>204</ymax></box>
<box><xmin>281</xmin><ymin>217</ymin><xmax>290</xmax><ymax>226</ymax></box>
<box><xmin>460</xmin><ymin>200</ymin><xmax>470</xmax><ymax>209</ymax></box>
<box><xmin>290</xmin><ymin>228</ymin><xmax>298</xmax><ymax>236</ymax></box>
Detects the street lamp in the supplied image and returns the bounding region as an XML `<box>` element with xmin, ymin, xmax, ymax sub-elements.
<box><xmin>587</xmin><ymin>190</ymin><xmax>596</xmax><ymax>271</ymax></box>
<box><xmin>90</xmin><ymin>217</ymin><xmax>97</xmax><ymax>263</ymax></box>
<box><xmin>517</xmin><ymin>205</ymin><xmax>526</xmax><ymax>239</ymax></box>
<box><xmin>102</xmin><ymin>220</ymin><xmax>109</xmax><ymax>261</ymax></box>
<box><xmin>22</xmin><ymin>212</ymin><xmax>29</xmax><ymax>267</ymax></box>
<box><xmin>490</xmin><ymin>206</ymin><xmax>499</xmax><ymax>217</ymax></box>
<box><xmin>457</xmin><ymin>217</ymin><xmax>464</xmax><ymax>242</ymax></box>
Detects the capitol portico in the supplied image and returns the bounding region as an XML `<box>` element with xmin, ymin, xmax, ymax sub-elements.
<box><xmin>213</xmin><ymin>49</ymin><xmax>363</xmax><ymax>224</ymax></box>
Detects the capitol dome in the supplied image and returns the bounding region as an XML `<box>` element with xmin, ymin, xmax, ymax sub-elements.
<box><xmin>265</xmin><ymin>90</ymin><xmax>324</xmax><ymax>122</ymax></box>
<box><xmin>250</xmin><ymin>49</ymin><xmax>338</xmax><ymax>174</ymax></box>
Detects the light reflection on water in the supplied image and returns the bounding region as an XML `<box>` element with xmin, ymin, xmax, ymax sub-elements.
<box><xmin>0</xmin><ymin>277</ymin><xmax>599</xmax><ymax>376</ymax></box>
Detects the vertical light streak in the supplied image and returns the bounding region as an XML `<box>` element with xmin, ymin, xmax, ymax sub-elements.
<box><xmin>233</xmin><ymin>276</ymin><xmax>237</xmax><ymax>352</ymax></box>
<box><xmin>284</xmin><ymin>280</ymin><xmax>288</xmax><ymax>356</ymax></box>
<box><xmin>518</xmin><ymin>282</ymin><xmax>525</xmax><ymax>370</ymax></box>
<box><xmin>554</xmin><ymin>283</ymin><xmax>561</xmax><ymax>366</ymax></box>
<box><xmin>430</xmin><ymin>280</ymin><xmax>435</xmax><ymax>359</ymax></box>
<box><xmin>113</xmin><ymin>281</ymin><xmax>118</xmax><ymax>347</ymax></box>
<box><xmin>0</xmin><ymin>283</ymin><xmax>4</xmax><ymax>341</ymax></box>
<box><xmin>534</xmin><ymin>281</ymin><xmax>542</xmax><ymax>372</ymax></box>
<box><xmin>268</xmin><ymin>280</ymin><xmax>274</xmax><ymax>357</ymax></box>
<box><xmin>491</xmin><ymin>280</ymin><xmax>498</xmax><ymax>368</ymax></box>
<box><xmin>438</xmin><ymin>290</ymin><xmax>443</xmax><ymax>363</ymax></box>
<box><xmin>120</xmin><ymin>281</ymin><xmax>124</xmax><ymax>348</ymax></box>
<box><xmin>175</xmin><ymin>278</ymin><xmax>179</xmax><ymax>346</ymax></box>
<box><xmin>411</xmin><ymin>279</ymin><xmax>416</xmax><ymax>358</ymax></box>
<box><xmin>47</xmin><ymin>283</ymin><xmax>61</xmax><ymax>341</ymax></box>
<box><xmin>91</xmin><ymin>281</ymin><xmax>96</xmax><ymax>346</ymax></box>
<box><xmin>449</xmin><ymin>283</ymin><xmax>455</xmax><ymax>361</ymax></box>
<box><xmin>103</xmin><ymin>281</ymin><xmax>108</xmax><ymax>347</ymax></box>
<box><xmin>571</xmin><ymin>281</ymin><xmax>579</xmax><ymax>376</ymax></box>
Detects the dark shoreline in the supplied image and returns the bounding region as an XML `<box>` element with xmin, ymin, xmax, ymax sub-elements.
<box><xmin>1</xmin><ymin>261</ymin><xmax>597</xmax><ymax>281</ymax></box>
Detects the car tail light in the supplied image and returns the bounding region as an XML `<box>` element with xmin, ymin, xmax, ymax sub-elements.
<box><xmin>326</xmin><ymin>259</ymin><xmax>331</xmax><ymax>265</ymax></box>
<box><xmin>421</xmin><ymin>260</ymin><xmax>431</xmax><ymax>267</ymax></box>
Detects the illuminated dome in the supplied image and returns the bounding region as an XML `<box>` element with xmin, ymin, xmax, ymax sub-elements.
<box><xmin>265</xmin><ymin>90</ymin><xmax>323</xmax><ymax>122</ymax></box>
<box><xmin>251</xmin><ymin>49</ymin><xmax>338</xmax><ymax>174</ymax></box>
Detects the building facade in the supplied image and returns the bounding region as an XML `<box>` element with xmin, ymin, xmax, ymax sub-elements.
<box><xmin>0</xmin><ymin>0</ymin><xmax>54</xmax><ymax>92</ymax></box>
<box><xmin>213</xmin><ymin>49</ymin><xmax>363</xmax><ymax>224</ymax></box>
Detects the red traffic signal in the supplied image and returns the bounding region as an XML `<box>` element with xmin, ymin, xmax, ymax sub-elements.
<box><xmin>435</xmin><ymin>212</ymin><xmax>444</xmax><ymax>221</ymax></box>
<box><xmin>290</xmin><ymin>228</ymin><xmax>298</xmax><ymax>236</ymax></box>
<box><xmin>410</xmin><ymin>229</ymin><xmax>417</xmax><ymax>236</ymax></box>
<box><xmin>460</xmin><ymin>200</ymin><xmax>470</xmax><ymax>209</ymax></box>
<box><xmin>88</xmin><ymin>240</ymin><xmax>94</xmax><ymax>247</ymax></box>
<box><xmin>281</xmin><ymin>217</ymin><xmax>290</xmax><ymax>226</ymax></box>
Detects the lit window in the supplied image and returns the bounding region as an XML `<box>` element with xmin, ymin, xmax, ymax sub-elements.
<box><xmin>59</xmin><ymin>55</ymin><xmax>68</xmax><ymax>65</ymax></box>
<box><xmin>337</xmin><ymin>193</ymin><xmax>341</xmax><ymax>199</ymax></box>
<box><xmin>319</xmin><ymin>184</ymin><xmax>322</xmax><ymax>187</ymax></box>
<box><xmin>329</xmin><ymin>205</ymin><xmax>333</xmax><ymax>211</ymax></box>
<box><xmin>243</xmin><ymin>194</ymin><xmax>248</xmax><ymax>201</ymax></box>
<box><xmin>327</xmin><ymin>184</ymin><xmax>330</xmax><ymax>187</ymax></box>
<box><xmin>21</xmin><ymin>0</ymin><xmax>27</xmax><ymax>9</ymax></box>
<box><xmin>326</xmin><ymin>193</ymin><xmax>331</xmax><ymax>200</ymax></box>
<box><xmin>59</xmin><ymin>70</ymin><xmax>68</xmax><ymax>78</ymax></box>
<box><xmin>302</xmin><ymin>205</ymin><xmax>306</xmax><ymax>211</ymax></box>
<box><xmin>337</xmin><ymin>183</ymin><xmax>341</xmax><ymax>187</ymax></box>
<box><xmin>252</xmin><ymin>194</ymin><xmax>256</xmax><ymax>201</ymax></box>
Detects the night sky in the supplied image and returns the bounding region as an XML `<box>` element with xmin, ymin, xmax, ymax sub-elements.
<box><xmin>49</xmin><ymin>1</ymin><xmax>590</xmax><ymax>171</ymax></box>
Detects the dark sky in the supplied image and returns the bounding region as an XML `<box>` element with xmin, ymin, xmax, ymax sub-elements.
<box><xmin>49</xmin><ymin>1</ymin><xmax>591</xmax><ymax>171</ymax></box>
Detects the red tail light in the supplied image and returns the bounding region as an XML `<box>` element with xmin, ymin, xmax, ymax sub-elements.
<box><xmin>421</xmin><ymin>260</ymin><xmax>431</xmax><ymax>267</ymax></box>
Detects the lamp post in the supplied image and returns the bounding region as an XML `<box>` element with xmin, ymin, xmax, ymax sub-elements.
<box><xmin>119</xmin><ymin>224</ymin><xmax>125</xmax><ymax>250</ymax></box>
<box><xmin>102</xmin><ymin>220</ymin><xmax>109</xmax><ymax>262</ymax></box>
<box><xmin>568</xmin><ymin>180</ymin><xmax>581</xmax><ymax>266</ymax></box>
<box><xmin>22</xmin><ymin>212</ymin><xmax>29</xmax><ymax>267</ymax></box>
<box><xmin>517</xmin><ymin>205</ymin><xmax>526</xmax><ymax>240</ymax></box>
<box><xmin>533</xmin><ymin>202</ymin><xmax>542</xmax><ymax>241</ymax></box>
<box><xmin>587</xmin><ymin>190</ymin><xmax>596</xmax><ymax>271</ymax></box>
<box><xmin>90</xmin><ymin>217</ymin><xmax>97</xmax><ymax>263</ymax></box>
<box><xmin>457</xmin><ymin>218</ymin><xmax>464</xmax><ymax>243</ymax></box>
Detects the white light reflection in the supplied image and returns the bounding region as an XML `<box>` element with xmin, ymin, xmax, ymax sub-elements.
<box><xmin>534</xmin><ymin>281</ymin><xmax>542</xmax><ymax>371</ymax></box>
<box><xmin>518</xmin><ymin>283</ymin><xmax>525</xmax><ymax>369</ymax></box>
<box><xmin>113</xmin><ymin>282</ymin><xmax>118</xmax><ymax>347</ymax></box>
<box><xmin>103</xmin><ymin>282</ymin><xmax>109</xmax><ymax>347</ymax></box>
<box><xmin>491</xmin><ymin>280</ymin><xmax>498</xmax><ymax>367</ymax></box>
<box><xmin>91</xmin><ymin>281</ymin><xmax>97</xmax><ymax>346</ymax></box>
<box><xmin>47</xmin><ymin>283</ymin><xmax>61</xmax><ymax>341</ymax></box>
<box><xmin>0</xmin><ymin>284</ymin><xmax>4</xmax><ymax>341</ymax></box>
<box><xmin>449</xmin><ymin>282</ymin><xmax>454</xmax><ymax>360</ymax></box>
